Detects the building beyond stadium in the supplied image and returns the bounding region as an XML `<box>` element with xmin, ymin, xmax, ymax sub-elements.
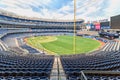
<box><xmin>111</xmin><ymin>14</ymin><xmax>120</xmax><ymax>29</ymax></box>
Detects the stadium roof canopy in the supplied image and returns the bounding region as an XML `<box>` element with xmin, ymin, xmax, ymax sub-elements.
<box><xmin>0</xmin><ymin>0</ymin><xmax>120</xmax><ymax>21</ymax></box>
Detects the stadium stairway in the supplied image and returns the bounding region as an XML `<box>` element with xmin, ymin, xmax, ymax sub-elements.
<box><xmin>50</xmin><ymin>56</ymin><xmax>58</xmax><ymax>80</ymax></box>
<box><xmin>50</xmin><ymin>56</ymin><xmax>66</xmax><ymax>80</ymax></box>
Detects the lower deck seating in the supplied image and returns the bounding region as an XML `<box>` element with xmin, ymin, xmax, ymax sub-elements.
<box><xmin>10</xmin><ymin>47</ymin><xmax>25</xmax><ymax>54</ymax></box>
<box><xmin>0</xmin><ymin>44</ymin><xmax>4</xmax><ymax>51</ymax></box>
<box><xmin>95</xmin><ymin>37</ymin><xmax>108</xmax><ymax>43</ymax></box>
<box><xmin>60</xmin><ymin>51</ymin><xmax>120</xmax><ymax>80</ymax></box>
<box><xmin>16</xmin><ymin>38</ymin><xmax>41</xmax><ymax>54</ymax></box>
<box><xmin>83</xmin><ymin>71</ymin><xmax>120</xmax><ymax>80</ymax></box>
<box><xmin>0</xmin><ymin>53</ymin><xmax>54</xmax><ymax>80</ymax></box>
<box><xmin>86</xmin><ymin>75</ymin><xmax>120</xmax><ymax>80</ymax></box>
<box><xmin>0</xmin><ymin>72</ymin><xmax>49</xmax><ymax>80</ymax></box>
<box><xmin>101</xmin><ymin>41</ymin><xmax>120</xmax><ymax>51</ymax></box>
<box><xmin>21</xmin><ymin>44</ymin><xmax>40</xmax><ymax>54</ymax></box>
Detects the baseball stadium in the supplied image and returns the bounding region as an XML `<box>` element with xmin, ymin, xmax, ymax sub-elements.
<box><xmin>0</xmin><ymin>0</ymin><xmax>120</xmax><ymax>80</ymax></box>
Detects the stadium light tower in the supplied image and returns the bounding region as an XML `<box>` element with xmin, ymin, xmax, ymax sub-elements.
<box><xmin>73</xmin><ymin>0</ymin><xmax>76</xmax><ymax>54</ymax></box>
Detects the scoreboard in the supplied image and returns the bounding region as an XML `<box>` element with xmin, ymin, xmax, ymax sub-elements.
<box><xmin>100</xmin><ymin>21</ymin><xmax>110</xmax><ymax>29</ymax></box>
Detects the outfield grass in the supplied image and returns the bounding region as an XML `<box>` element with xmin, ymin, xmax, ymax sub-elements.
<box><xmin>26</xmin><ymin>35</ymin><xmax>100</xmax><ymax>55</ymax></box>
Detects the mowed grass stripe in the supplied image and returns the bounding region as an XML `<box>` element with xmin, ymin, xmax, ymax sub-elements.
<box><xmin>41</xmin><ymin>36</ymin><xmax>74</xmax><ymax>54</ymax></box>
<box><xmin>26</xmin><ymin>35</ymin><xmax>100</xmax><ymax>55</ymax></box>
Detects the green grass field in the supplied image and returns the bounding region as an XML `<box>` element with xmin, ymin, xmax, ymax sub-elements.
<box><xmin>25</xmin><ymin>35</ymin><xmax>100</xmax><ymax>55</ymax></box>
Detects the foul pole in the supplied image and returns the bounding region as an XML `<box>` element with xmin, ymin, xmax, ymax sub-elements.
<box><xmin>73</xmin><ymin>0</ymin><xmax>76</xmax><ymax>54</ymax></box>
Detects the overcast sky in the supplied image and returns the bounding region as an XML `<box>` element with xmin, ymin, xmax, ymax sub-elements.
<box><xmin>0</xmin><ymin>0</ymin><xmax>120</xmax><ymax>21</ymax></box>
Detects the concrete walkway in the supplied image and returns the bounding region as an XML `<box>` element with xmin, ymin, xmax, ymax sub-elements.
<box><xmin>50</xmin><ymin>56</ymin><xmax>66</xmax><ymax>80</ymax></box>
<box><xmin>57</xmin><ymin>56</ymin><xmax>66</xmax><ymax>80</ymax></box>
